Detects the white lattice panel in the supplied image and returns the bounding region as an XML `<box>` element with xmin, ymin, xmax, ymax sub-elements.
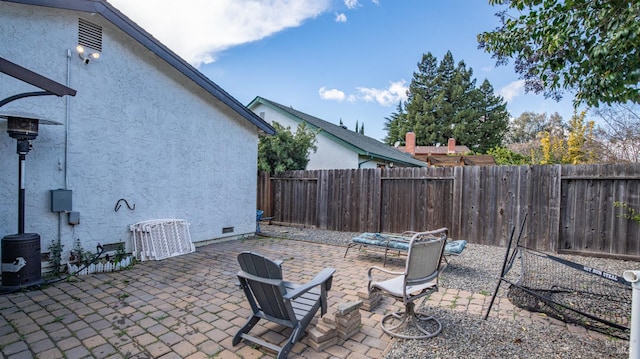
<box><xmin>130</xmin><ymin>219</ymin><xmax>195</xmax><ymax>261</ymax></box>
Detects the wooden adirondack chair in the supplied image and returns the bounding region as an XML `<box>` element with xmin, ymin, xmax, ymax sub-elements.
<box><xmin>233</xmin><ymin>251</ymin><xmax>336</xmax><ymax>359</ymax></box>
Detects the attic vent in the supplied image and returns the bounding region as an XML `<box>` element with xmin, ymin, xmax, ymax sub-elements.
<box><xmin>78</xmin><ymin>18</ymin><xmax>102</xmax><ymax>52</ymax></box>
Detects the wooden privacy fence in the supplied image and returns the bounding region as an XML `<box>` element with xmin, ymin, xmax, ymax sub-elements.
<box><xmin>257</xmin><ymin>163</ymin><xmax>640</xmax><ymax>259</ymax></box>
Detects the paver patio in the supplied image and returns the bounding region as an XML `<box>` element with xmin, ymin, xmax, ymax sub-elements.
<box><xmin>0</xmin><ymin>236</ymin><xmax>599</xmax><ymax>358</ymax></box>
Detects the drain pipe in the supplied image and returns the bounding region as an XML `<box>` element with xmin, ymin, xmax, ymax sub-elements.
<box><xmin>358</xmin><ymin>155</ymin><xmax>374</xmax><ymax>168</ymax></box>
<box><xmin>65</xmin><ymin>48</ymin><xmax>71</xmax><ymax>189</ymax></box>
<box><xmin>624</xmin><ymin>270</ymin><xmax>640</xmax><ymax>359</ymax></box>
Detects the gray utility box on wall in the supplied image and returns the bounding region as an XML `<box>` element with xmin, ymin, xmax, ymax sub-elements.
<box><xmin>68</xmin><ymin>211</ymin><xmax>80</xmax><ymax>225</ymax></box>
<box><xmin>50</xmin><ymin>189</ymin><xmax>72</xmax><ymax>212</ymax></box>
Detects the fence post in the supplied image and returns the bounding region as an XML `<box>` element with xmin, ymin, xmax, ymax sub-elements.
<box><xmin>624</xmin><ymin>270</ymin><xmax>640</xmax><ymax>359</ymax></box>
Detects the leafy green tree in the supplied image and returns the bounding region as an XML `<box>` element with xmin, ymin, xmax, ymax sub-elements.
<box><xmin>505</xmin><ymin>112</ymin><xmax>548</xmax><ymax>144</ymax></box>
<box><xmin>258</xmin><ymin>121</ymin><xmax>318</xmax><ymax>174</ymax></box>
<box><xmin>531</xmin><ymin>111</ymin><xmax>596</xmax><ymax>164</ymax></box>
<box><xmin>507</xmin><ymin>111</ymin><xmax>566</xmax><ymax>158</ymax></box>
<box><xmin>487</xmin><ymin>146</ymin><xmax>531</xmax><ymax>165</ymax></box>
<box><xmin>384</xmin><ymin>51</ymin><xmax>508</xmax><ymax>153</ymax></box>
<box><xmin>478</xmin><ymin>0</ymin><xmax>640</xmax><ymax>106</ymax></box>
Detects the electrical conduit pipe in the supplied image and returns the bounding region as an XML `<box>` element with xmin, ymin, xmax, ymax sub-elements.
<box><xmin>624</xmin><ymin>270</ymin><xmax>640</xmax><ymax>359</ymax></box>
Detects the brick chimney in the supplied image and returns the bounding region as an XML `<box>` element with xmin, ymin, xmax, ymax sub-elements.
<box><xmin>447</xmin><ymin>138</ymin><xmax>456</xmax><ymax>154</ymax></box>
<box><xmin>405</xmin><ymin>132</ymin><xmax>416</xmax><ymax>155</ymax></box>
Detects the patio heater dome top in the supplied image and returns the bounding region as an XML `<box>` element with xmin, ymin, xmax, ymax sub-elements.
<box><xmin>0</xmin><ymin>111</ymin><xmax>62</xmax><ymax>141</ymax></box>
<box><xmin>0</xmin><ymin>111</ymin><xmax>62</xmax><ymax>125</ymax></box>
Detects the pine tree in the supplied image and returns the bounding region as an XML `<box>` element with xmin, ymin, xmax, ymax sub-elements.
<box><xmin>470</xmin><ymin>79</ymin><xmax>509</xmax><ymax>153</ymax></box>
<box><xmin>384</xmin><ymin>51</ymin><xmax>508</xmax><ymax>153</ymax></box>
<box><xmin>383</xmin><ymin>102</ymin><xmax>408</xmax><ymax>145</ymax></box>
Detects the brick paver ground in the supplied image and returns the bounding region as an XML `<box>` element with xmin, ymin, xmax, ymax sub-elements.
<box><xmin>0</xmin><ymin>236</ymin><xmax>605</xmax><ymax>358</ymax></box>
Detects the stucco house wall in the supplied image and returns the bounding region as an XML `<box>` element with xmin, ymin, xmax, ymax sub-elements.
<box><xmin>0</xmin><ymin>1</ymin><xmax>269</xmax><ymax>264</ymax></box>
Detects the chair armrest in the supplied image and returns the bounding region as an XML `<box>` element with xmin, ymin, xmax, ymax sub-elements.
<box><xmin>367</xmin><ymin>266</ymin><xmax>404</xmax><ymax>289</ymax></box>
<box><xmin>368</xmin><ymin>266</ymin><xmax>404</xmax><ymax>277</ymax></box>
<box><xmin>237</xmin><ymin>270</ymin><xmax>283</xmax><ymax>287</ymax></box>
<box><xmin>284</xmin><ymin>268</ymin><xmax>336</xmax><ymax>300</ymax></box>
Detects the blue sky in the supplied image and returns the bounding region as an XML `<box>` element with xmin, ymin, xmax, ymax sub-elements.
<box><xmin>110</xmin><ymin>0</ymin><xmax>578</xmax><ymax>142</ymax></box>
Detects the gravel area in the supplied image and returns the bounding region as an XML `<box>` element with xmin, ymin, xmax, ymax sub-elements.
<box><xmin>259</xmin><ymin>224</ymin><xmax>635</xmax><ymax>359</ymax></box>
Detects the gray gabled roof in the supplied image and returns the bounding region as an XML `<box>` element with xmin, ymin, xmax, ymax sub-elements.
<box><xmin>2</xmin><ymin>0</ymin><xmax>275</xmax><ymax>135</ymax></box>
<box><xmin>248</xmin><ymin>97</ymin><xmax>426</xmax><ymax>167</ymax></box>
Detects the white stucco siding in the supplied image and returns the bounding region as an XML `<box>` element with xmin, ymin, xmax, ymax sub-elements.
<box><xmin>252</xmin><ymin>104</ymin><xmax>360</xmax><ymax>169</ymax></box>
<box><xmin>1</xmin><ymin>3</ymin><xmax>259</xmax><ymax>262</ymax></box>
<box><xmin>306</xmin><ymin>134</ymin><xmax>359</xmax><ymax>169</ymax></box>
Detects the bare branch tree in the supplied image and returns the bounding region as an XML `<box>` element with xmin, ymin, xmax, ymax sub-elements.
<box><xmin>592</xmin><ymin>104</ymin><xmax>640</xmax><ymax>163</ymax></box>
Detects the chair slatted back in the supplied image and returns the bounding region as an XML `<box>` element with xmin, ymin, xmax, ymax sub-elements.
<box><xmin>237</xmin><ymin>252</ymin><xmax>292</xmax><ymax>322</ymax></box>
<box><xmin>238</xmin><ymin>251</ymin><xmax>283</xmax><ymax>279</ymax></box>
<box><xmin>405</xmin><ymin>235</ymin><xmax>446</xmax><ymax>286</ymax></box>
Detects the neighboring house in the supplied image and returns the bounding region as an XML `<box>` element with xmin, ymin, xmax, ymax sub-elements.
<box><xmin>0</xmin><ymin>0</ymin><xmax>275</xmax><ymax>266</ymax></box>
<box><xmin>399</xmin><ymin>132</ymin><xmax>470</xmax><ymax>158</ymax></box>
<box><xmin>248</xmin><ymin>97</ymin><xmax>425</xmax><ymax>169</ymax></box>
<box><xmin>397</xmin><ymin>132</ymin><xmax>495</xmax><ymax>166</ymax></box>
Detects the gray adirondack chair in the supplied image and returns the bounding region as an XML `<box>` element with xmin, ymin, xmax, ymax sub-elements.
<box><xmin>233</xmin><ymin>251</ymin><xmax>336</xmax><ymax>359</ymax></box>
<box><xmin>368</xmin><ymin>228</ymin><xmax>447</xmax><ymax>339</ymax></box>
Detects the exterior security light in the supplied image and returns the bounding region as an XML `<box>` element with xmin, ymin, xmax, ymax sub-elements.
<box><xmin>76</xmin><ymin>45</ymin><xmax>100</xmax><ymax>64</ymax></box>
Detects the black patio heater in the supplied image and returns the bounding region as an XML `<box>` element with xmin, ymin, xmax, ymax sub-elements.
<box><xmin>1</xmin><ymin>112</ymin><xmax>59</xmax><ymax>287</ymax></box>
<box><xmin>0</xmin><ymin>57</ymin><xmax>76</xmax><ymax>289</ymax></box>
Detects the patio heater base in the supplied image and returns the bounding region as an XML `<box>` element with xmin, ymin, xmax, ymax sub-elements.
<box><xmin>1</xmin><ymin>233</ymin><xmax>43</xmax><ymax>288</ymax></box>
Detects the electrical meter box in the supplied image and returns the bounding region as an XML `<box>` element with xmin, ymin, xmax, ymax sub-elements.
<box><xmin>50</xmin><ymin>189</ymin><xmax>72</xmax><ymax>212</ymax></box>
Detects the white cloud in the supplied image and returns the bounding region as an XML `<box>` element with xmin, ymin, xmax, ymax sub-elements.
<box><xmin>320</xmin><ymin>80</ymin><xmax>407</xmax><ymax>106</ymax></box>
<box><xmin>318</xmin><ymin>80</ymin><xmax>408</xmax><ymax>107</ymax></box>
<box><xmin>335</xmin><ymin>13</ymin><xmax>347</xmax><ymax>22</ymax></box>
<box><xmin>319</xmin><ymin>87</ymin><xmax>346</xmax><ymax>101</ymax></box>
<box><xmin>344</xmin><ymin>0</ymin><xmax>360</xmax><ymax>9</ymax></box>
<box><xmin>109</xmin><ymin>0</ymin><xmax>331</xmax><ymax>67</ymax></box>
<box><xmin>356</xmin><ymin>80</ymin><xmax>408</xmax><ymax>106</ymax></box>
<box><xmin>500</xmin><ymin>80</ymin><xmax>525</xmax><ymax>102</ymax></box>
